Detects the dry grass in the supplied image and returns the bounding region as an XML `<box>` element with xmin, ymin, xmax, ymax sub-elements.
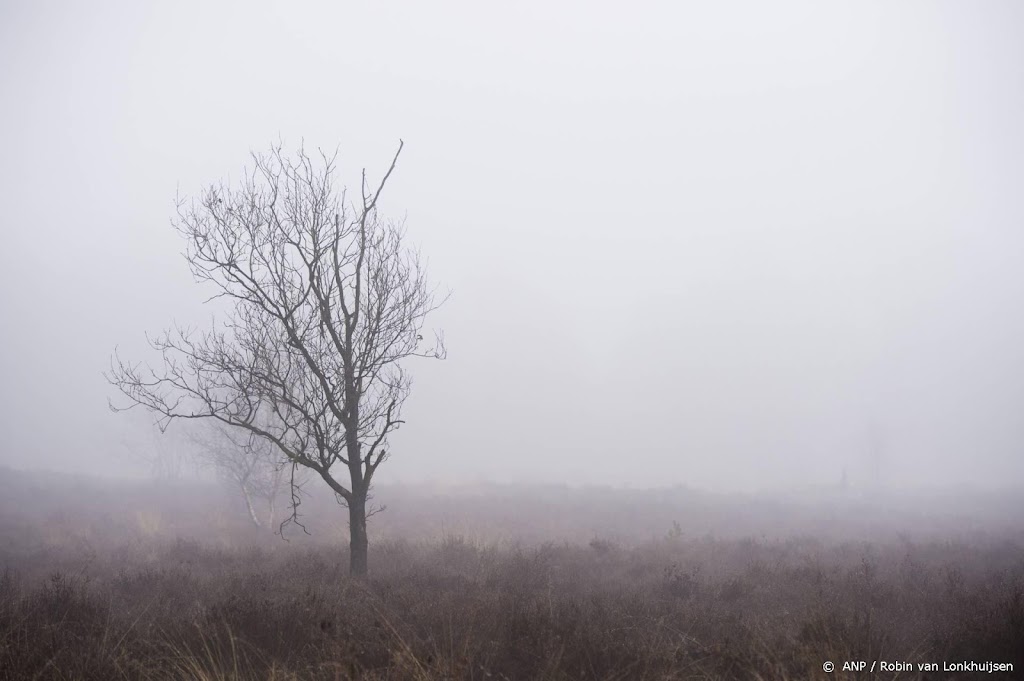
<box><xmin>2</xmin><ymin>533</ymin><xmax>1023</xmax><ymax>680</ymax></box>
<box><xmin>1</xmin><ymin>469</ymin><xmax>1023</xmax><ymax>679</ymax></box>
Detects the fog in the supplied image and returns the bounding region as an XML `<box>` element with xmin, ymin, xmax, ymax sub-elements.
<box><xmin>2</xmin><ymin>1</ymin><xmax>1023</xmax><ymax>493</ymax></box>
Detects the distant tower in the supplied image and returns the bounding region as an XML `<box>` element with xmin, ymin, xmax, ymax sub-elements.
<box><xmin>839</xmin><ymin>467</ymin><xmax>849</xmax><ymax>493</ymax></box>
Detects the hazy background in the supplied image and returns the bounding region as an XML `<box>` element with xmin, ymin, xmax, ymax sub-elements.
<box><xmin>1</xmin><ymin>1</ymin><xmax>1022</xmax><ymax>493</ymax></box>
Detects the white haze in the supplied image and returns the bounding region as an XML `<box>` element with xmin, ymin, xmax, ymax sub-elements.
<box><xmin>1</xmin><ymin>1</ymin><xmax>1022</xmax><ymax>492</ymax></box>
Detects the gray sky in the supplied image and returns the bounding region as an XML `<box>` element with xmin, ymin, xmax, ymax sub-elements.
<box><xmin>1</xmin><ymin>1</ymin><xmax>1022</xmax><ymax>491</ymax></box>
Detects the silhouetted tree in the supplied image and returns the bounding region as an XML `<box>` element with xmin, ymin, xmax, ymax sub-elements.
<box><xmin>106</xmin><ymin>141</ymin><xmax>445</xmax><ymax>575</ymax></box>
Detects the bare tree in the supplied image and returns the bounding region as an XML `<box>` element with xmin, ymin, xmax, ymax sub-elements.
<box><xmin>186</xmin><ymin>420</ymin><xmax>290</xmax><ymax>531</ymax></box>
<box><xmin>106</xmin><ymin>141</ymin><xmax>445</xmax><ymax>575</ymax></box>
<box><xmin>118</xmin><ymin>413</ymin><xmax>197</xmax><ymax>482</ymax></box>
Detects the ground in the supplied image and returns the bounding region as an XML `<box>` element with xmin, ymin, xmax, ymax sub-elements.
<box><xmin>1</xmin><ymin>469</ymin><xmax>1022</xmax><ymax>680</ymax></box>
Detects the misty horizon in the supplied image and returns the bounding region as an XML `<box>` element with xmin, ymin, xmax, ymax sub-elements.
<box><xmin>3</xmin><ymin>1</ymin><xmax>1023</xmax><ymax>493</ymax></box>
<box><xmin>4</xmin><ymin>4</ymin><xmax>1024</xmax><ymax>679</ymax></box>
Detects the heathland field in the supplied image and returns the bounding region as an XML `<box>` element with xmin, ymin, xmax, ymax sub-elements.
<box><xmin>1</xmin><ymin>468</ymin><xmax>1022</xmax><ymax>680</ymax></box>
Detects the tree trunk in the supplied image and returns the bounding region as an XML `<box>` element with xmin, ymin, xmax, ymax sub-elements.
<box><xmin>240</xmin><ymin>483</ymin><xmax>262</xmax><ymax>529</ymax></box>
<box><xmin>348</xmin><ymin>494</ymin><xmax>369</xmax><ymax>576</ymax></box>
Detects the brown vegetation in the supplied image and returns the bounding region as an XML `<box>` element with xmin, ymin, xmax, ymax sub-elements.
<box><xmin>1</xmin><ymin>470</ymin><xmax>1023</xmax><ymax>680</ymax></box>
